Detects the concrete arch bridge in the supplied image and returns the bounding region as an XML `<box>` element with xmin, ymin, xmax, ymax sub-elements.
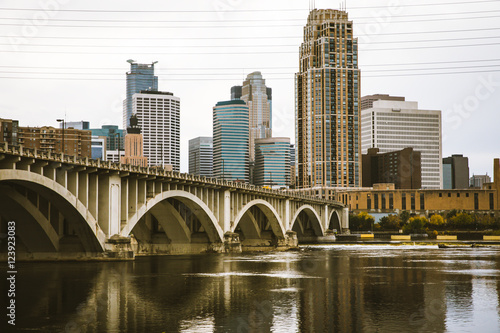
<box><xmin>0</xmin><ymin>145</ymin><xmax>348</xmax><ymax>260</ymax></box>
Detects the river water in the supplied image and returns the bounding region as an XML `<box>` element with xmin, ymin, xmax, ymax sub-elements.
<box><xmin>2</xmin><ymin>245</ymin><xmax>500</xmax><ymax>332</ymax></box>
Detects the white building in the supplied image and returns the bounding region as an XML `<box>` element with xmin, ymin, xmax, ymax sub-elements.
<box><xmin>361</xmin><ymin>99</ymin><xmax>442</xmax><ymax>189</ymax></box>
<box><xmin>106</xmin><ymin>150</ymin><xmax>125</xmax><ymax>163</ymax></box>
<box><xmin>132</xmin><ymin>91</ymin><xmax>180</xmax><ymax>171</ymax></box>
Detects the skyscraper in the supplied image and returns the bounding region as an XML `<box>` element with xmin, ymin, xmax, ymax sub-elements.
<box><xmin>189</xmin><ymin>136</ymin><xmax>213</xmax><ymax>177</ymax></box>
<box><xmin>213</xmin><ymin>100</ymin><xmax>249</xmax><ymax>182</ymax></box>
<box><xmin>296</xmin><ymin>9</ymin><xmax>361</xmax><ymax>189</ymax></box>
<box><xmin>361</xmin><ymin>98</ymin><xmax>442</xmax><ymax>189</ymax></box>
<box><xmin>123</xmin><ymin>60</ymin><xmax>158</xmax><ymax>128</ymax></box>
<box><xmin>232</xmin><ymin>71</ymin><xmax>272</xmax><ymax>164</ymax></box>
<box><xmin>133</xmin><ymin>90</ymin><xmax>180</xmax><ymax>171</ymax></box>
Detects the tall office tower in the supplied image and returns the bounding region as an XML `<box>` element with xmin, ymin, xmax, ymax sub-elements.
<box><xmin>232</xmin><ymin>72</ymin><xmax>272</xmax><ymax>161</ymax></box>
<box><xmin>361</xmin><ymin>99</ymin><xmax>442</xmax><ymax>189</ymax></box>
<box><xmin>296</xmin><ymin>9</ymin><xmax>361</xmax><ymax>189</ymax></box>
<box><xmin>123</xmin><ymin>60</ymin><xmax>158</xmax><ymax>128</ymax></box>
<box><xmin>213</xmin><ymin>100</ymin><xmax>249</xmax><ymax>182</ymax></box>
<box><xmin>121</xmin><ymin>114</ymin><xmax>147</xmax><ymax>167</ymax></box>
<box><xmin>442</xmin><ymin>154</ymin><xmax>469</xmax><ymax>189</ymax></box>
<box><xmin>254</xmin><ymin>138</ymin><xmax>291</xmax><ymax>188</ymax></box>
<box><xmin>189</xmin><ymin>136</ymin><xmax>213</xmax><ymax>177</ymax></box>
<box><xmin>133</xmin><ymin>90</ymin><xmax>180</xmax><ymax>171</ymax></box>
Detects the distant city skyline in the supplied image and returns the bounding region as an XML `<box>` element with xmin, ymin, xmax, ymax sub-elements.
<box><xmin>1</xmin><ymin>0</ymin><xmax>499</xmax><ymax>176</ymax></box>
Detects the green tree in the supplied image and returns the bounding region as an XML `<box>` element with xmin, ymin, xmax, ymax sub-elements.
<box><xmin>402</xmin><ymin>216</ymin><xmax>427</xmax><ymax>234</ymax></box>
<box><xmin>378</xmin><ymin>214</ymin><xmax>401</xmax><ymax>231</ymax></box>
<box><xmin>399</xmin><ymin>211</ymin><xmax>411</xmax><ymax>225</ymax></box>
<box><xmin>448</xmin><ymin>212</ymin><xmax>474</xmax><ymax>230</ymax></box>
<box><xmin>349</xmin><ymin>212</ymin><xmax>375</xmax><ymax>232</ymax></box>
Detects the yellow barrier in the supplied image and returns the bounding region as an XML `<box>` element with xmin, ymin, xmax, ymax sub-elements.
<box><xmin>483</xmin><ymin>235</ymin><xmax>500</xmax><ymax>241</ymax></box>
<box><xmin>391</xmin><ymin>235</ymin><xmax>411</xmax><ymax>240</ymax></box>
<box><xmin>436</xmin><ymin>235</ymin><xmax>457</xmax><ymax>240</ymax></box>
<box><xmin>360</xmin><ymin>234</ymin><xmax>374</xmax><ymax>239</ymax></box>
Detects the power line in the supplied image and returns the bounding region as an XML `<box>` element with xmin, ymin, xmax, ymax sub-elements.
<box><xmin>1</xmin><ymin>13</ymin><xmax>499</xmax><ymax>28</ymax></box>
<box><xmin>3</xmin><ymin>64</ymin><xmax>500</xmax><ymax>76</ymax></box>
<box><xmin>2</xmin><ymin>68</ymin><xmax>500</xmax><ymax>80</ymax></box>
<box><xmin>0</xmin><ymin>0</ymin><xmax>497</xmax><ymax>13</ymax></box>
<box><xmin>2</xmin><ymin>58</ymin><xmax>500</xmax><ymax>71</ymax></box>
<box><xmin>1</xmin><ymin>27</ymin><xmax>499</xmax><ymax>41</ymax></box>
<box><xmin>3</xmin><ymin>41</ymin><xmax>499</xmax><ymax>54</ymax></box>
<box><xmin>3</xmin><ymin>35</ymin><xmax>500</xmax><ymax>49</ymax></box>
<box><xmin>2</xmin><ymin>9</ymin><xmax>500</xmax><ymax>23</ymax></box>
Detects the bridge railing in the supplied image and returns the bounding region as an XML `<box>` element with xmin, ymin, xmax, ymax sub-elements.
<box><xmin>0</xmin><ymin>143</ymin><xmax>344</xmax><ymax>207</ymax></box>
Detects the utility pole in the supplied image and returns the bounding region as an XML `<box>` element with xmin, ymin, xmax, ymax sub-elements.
<box><xmin>56</xmin><ymin>118</ymin><xmax>65</xmax><ymax>156</ymax></box>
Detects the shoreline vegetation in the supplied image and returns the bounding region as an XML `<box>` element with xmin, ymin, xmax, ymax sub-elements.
<box><xmin>349</xmin><ymin>210</ymin><xmax>500</xmax><ymax>237</ymax></box>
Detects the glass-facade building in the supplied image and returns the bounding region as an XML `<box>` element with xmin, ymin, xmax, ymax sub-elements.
<box><xmin>90</xmin><ymin>125</ymin><xmax>124</xmax><ymax>151</ymax></box>
<box><xmin>254</xmin><ymin>138</ymin><xmax>291</xmax><ymax>188</ymax></box>
<box><xmin>213</xmin><ymin>100</ymin><xmax>249</xmax><ymax>182</ymax></box>
<box><xmin>123</xmin><ymin>61</ymin><xmax>158</xmax><ymax>128</ymax></box>
<box><xmin>295</xmin><ymin>9</ymin><xmax>361</xmax><ymax>188</ymax></box>
<box><xmin>189</xmin><ymin>136</ymin><xmax>213</xmax><ymax>177</ymax></box>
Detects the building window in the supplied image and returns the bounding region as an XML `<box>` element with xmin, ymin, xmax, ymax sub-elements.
<box><xmin>367</xmin><ymin>194</ymin><xmax>371</xmax><ymax>209</ymax></box>
<box><xmin>381</xmin><ymin>194</ymin><xmax>386</xmax><ymax>210</ymax></box>
<box><xmin>448</xmin><ymin>193</ymin><xmax>451</xmax><ymax>197</ymax></box>
<box><xmin>474</xmin><ymin>193</ymin><xmax>479</xmax><ymax>210</ymax></box>
<box><xmin>490</xmin><ymin>193</ymin><xmax>494</xmax><ymax>210</ymax></box>
<box><xmin>457</xmin><ymin>193</ymin><xmax>460</xmax><ymax>198</ymax></box>
<box><xmin>466</xmin><ymin>193</ymin><xmax>469</xmax><ymax>198</ymax></box>
<box><xmin>439</xmin><ymin>193</ymin><xmax>442</xmax><ymax>197</ymax></box>
<box><xmin>420</xmin><ymin>193</ymin><xmax>425</xmax><ymax>210</ymax></box>
<box><xmin>402</xmin><ymin>193</ymin><xmax>406</xmax><ymax>210</ymax></box>
<box><xmin>374</xmin><ymin>194</ymin><xmax>379</xmax><ymax>209</ymax></box>
<box><xmin>389</xmin><ymin>193</ymin><xmax>394</xmax><ymax>209</ymax></box>
<box><xmin>411</xmin><ymin>193</ymin><xmax>415</xmax><ymax>210</ymax></box>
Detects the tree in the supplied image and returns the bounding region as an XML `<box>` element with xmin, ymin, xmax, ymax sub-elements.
<box><xmin>402</xmin><ymin>216</ymin><xmax>427</xmax><ymax>234</ymax></box>
<box><xmin>378</xmin><ymin>214</ymin><xmax>401</xmax><ymax>231</ymax></box>
<box><xmin>399</xmin><ymin>211</ymin><xmax>411</xmax><ymax>225</ymax></box>
<box><xmin>349</xmin><ymin>212</ymin><xmax>375</xmax><ymax>232</ymax></box>
<box><xmin>427</xmin><ymin>214</ymin><xmax>445</xmax><ymax>230</ymax></box>
<box><xmin>448</xmin><ymin>212</ymin><xmax>474</xmax><ymax>230</ymax></box>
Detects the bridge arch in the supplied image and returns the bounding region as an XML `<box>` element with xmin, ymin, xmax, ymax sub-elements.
<box><xmin>232</xmin><ymin>199</ymin><xmax>286</xmax><ymax>239</ymax></box>
<box><xmin>291</xmin><ymin>204</ymin><xmax>324</xmax><ymax>237</ymax></box>
<box><xmin>122</xmin><ymin>190</ymin><xmax>224</xmax><ymax>243</ymax></box>
<box><xmin>328</xmin><ymin>209</ymin><xmax>342</xmax><ymax>232</ymax></box>
<box><xmin>0</xmin><ymin>169</ymin><xmax>106</xmax><ymax>252</ymax></box>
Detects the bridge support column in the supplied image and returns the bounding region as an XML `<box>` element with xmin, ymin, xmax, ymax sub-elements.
<box><xmin>278</xmin><ymin>230</ymin><xmax>298</xmax><ymax>248</ymax></box>
<box><xmin>341</xmin><ymin>207</ymin><xmax>350</xmax><ymax>233</ymax></box>
<box><xmin>224</xmin><ymin>232</ymin><xmax>241</xmax><ymax>253</ymax></box>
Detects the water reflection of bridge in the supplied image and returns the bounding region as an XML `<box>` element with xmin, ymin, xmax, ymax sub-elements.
<box><xmin>7</xmin><ymin>249</ymin><xmax>500</xmax><ymax>332</ymax></box>
<box><xmin>0</xmin><ymin>145</ymin><xmax>348</xmax><ymax>260</ymax></box>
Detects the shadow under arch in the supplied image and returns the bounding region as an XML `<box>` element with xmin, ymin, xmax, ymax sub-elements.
<box><xmin>122</xmin><ymin>190</ymin><xmax>224</xmax><ymax>244</ymax></box>
<box><xmin>328</xmin><ymin>209</ymin><xmax>342</xmax><ymax>232</ymax></box>
<box><xmin>231</xmin><ymin>199</ymin><xmax>286</xmax><ymax>246</ymax></box>
<box><xmin>0</xmin><ymin>169</ymin><xmax>106</xmax><ymax>253</ymax></box>
<box><xmin>291</xmin><ymin>204</ymin><xmax>324</xmax><ymax>241</ymax></box>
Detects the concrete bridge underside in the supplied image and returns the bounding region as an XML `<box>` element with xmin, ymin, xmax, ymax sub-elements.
<box><xmin>0</xmin><ymin>146</ymin><xmax>348</xmax><ymax>260</ymax></box>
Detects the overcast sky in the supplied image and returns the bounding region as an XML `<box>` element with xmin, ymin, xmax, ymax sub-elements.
<box><xmin>1</xmin><ymin>0</ymin><xmax>499</xmax><ymax>175</ymax></box>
